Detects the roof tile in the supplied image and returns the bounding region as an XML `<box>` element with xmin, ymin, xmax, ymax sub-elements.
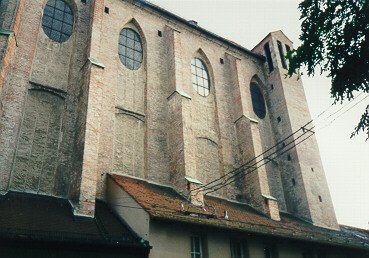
<box><xmin>110</xmin><ymin>174</ymin><xmax>369</xmax><ymax>251</ymax></box>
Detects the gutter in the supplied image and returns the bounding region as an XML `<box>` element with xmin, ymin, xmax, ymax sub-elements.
<box><xmin>150</xmin><ymin>215</ymin><xmax>369</xmax><ymax>252</ymax></box>
<box><xmin>0</xmin><ymin>234</ymin><xmax>152</xmax><ymax>254</ymax></box>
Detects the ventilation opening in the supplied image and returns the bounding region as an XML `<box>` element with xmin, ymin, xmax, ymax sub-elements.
<box><xmin>188</xmin><ymin>20</ymin><xmax>198</xmax><ymax>26</ymax></box>
<box><xmin>220</xmin><ymin>58</ymin><xmax>224</xmax><ymax>64</ymax></box>
<box><xmin>292</xmin><ymin>178</ymin><xmax>296</xmax><ymax>186</ymax></box>
<box><xmin>236</xmin><ymin>194</ymin><xmax>243</xmax><ymax>202</ymax></box>
<box><xmin>271</xmin><ymin>84</ymin><xmax>274</xmax><ymax>90</ymax></box>
<box><xmin>277</xmin><ymin>116</ymin><xmax>281</xmax><ymax>123</ymax></box>
<box><xmin>104</xmin><ymin>7</ymin><xmax>109</xmax><ymax>13</ymax></box>
<box><xmin>287</xmin><ymin>154</ymin><xmax>291</xmax><ymax>161</ymax></box>
<box><xmin>319</xmin><ymin>196</ymin><xmax>322</xmax><ymax>202</ymax></box>
<box><xmin>311</xmin><ymin>167</ymin><xmax>314</xmax><ymax>172</ymax></box>
<box><xmin>158</xmin><ymin>30</ymin><xmax>162</xmax><ymax>37</ymax></box>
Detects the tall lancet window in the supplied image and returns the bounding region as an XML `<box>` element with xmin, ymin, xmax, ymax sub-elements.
<box><xmin>118</xmin><ymin>28</ymin><xmax>143</xmax><ymax>70</ymax></box>
<box><xmin>191</xmin><ymin>58</ymin><xmax>210</xmax><ymax>97</ymax></box>
<box><xmin>250</xmin><ymin>82</ymin><xmax>266</xmax><ymax>119</ymax></box>
<box><xmin>42</xmin><ymin>0</ymin><xmax>74</xmax><ymax>42</ymax></box>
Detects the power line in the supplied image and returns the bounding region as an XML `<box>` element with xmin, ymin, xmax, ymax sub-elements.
<box><xmin>316</xmin><ymin>94</ymin><xmax>369</xmax><ymax>131</ymax></box>
<box><xmin>184</xmin><ymin>124</ymin><xmax>309</xmax><ymax>195</ymax></box>
<box><xmin>185</xmin><ymin>99</ymin><xmax>332</xmax><ymax>195</ymax></box>
<box><xmin>189</xmin><ymin>93</ymin><xmax>367</xmax><ymax>196</ymax></box>
<box><xmin>204</xmin><ymin>130</ymin><xmax>316</xmax><ymax>196</ymax></box>
<box><xmin>185</xmin><ymin>92</ymin><xmax>357</xmax><ymax>196</ymax></box>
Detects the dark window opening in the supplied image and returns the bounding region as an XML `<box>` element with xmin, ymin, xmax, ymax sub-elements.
<box><xmin>292</xmin><ymin>178</ymin><xmax>296</xmax><ymax>186</ymax></box>
<box><xmin>158</xmin><ymin>30</ymin><xmax>162</xmax><ymax>37</ymax></box>
<box><xmin>236</xmin><ymin>194</ymin><xmax>243</xmax><ymax>202</ymax></box>
<box><xmin>287</xmin><ymin>154</ymin><xmax>291</xmax><ymax>161</ymax></box>
<box><xmin>311</xmin><ymin>167</ymin><xmax>314</xmax><ymax>172</ymax></box>
<box><xmin>282</xmin><ymin>142</ymin><xmax>286</xmax><ymax>148</ymax></box>
<box><xmin>271</xmin><ymin>84</ymin><xmax>274</xmax><ymax>90</ymax></box>
<box><xmin>277</xmin><ymin>116</ymin><xmax>281</xmax><ymax>123</ymax></box>
<box><xmin>250</xmin><ymin>83</ymin><xmax>266</xmax><ymax>119</ymax></box>
<box><xmin>118</xmin><ymin>28</ymin><xmax>143</xmax><ymax>70</ymax></box>
<box><xmin>264</xmin><ymin>247</ymin><xmax>271</xmax><ymax>258</ymax></box>
<box><xmin>231</xmin><ymin>240</ymin><xmax>246</xmax><ymax>258</ymax></box>
<box><xmin>42</xmin><ymin>0</ymin><xmax>74</xmax><ymax>42</ymax></box>
<box><xmin>81</xmin><ymin>0</ymin><xmax>86</xmax><ymax>3</ymax></box>
<box><xmin>191</xmin><ymin>235</ymin><xmax>205</xmax><ymax>258</ymax></box>
<box><xmin>104</xmin><ymin>7</ymin><xmax>109</xmax><ymax>13</ymax></box>
<box><xmin>319</xmin><ymin>196</ymin><xmax>322</xmax><ymax>202</ymax></box>
<box><xmin>277</xmin><ymin>40</ymin><xmax>287</xmax><ymax>69</ymax></box>
<box><xmin>191</xmin><ymin>58</ymin><xmax>210</xmax><ymax>97</ymax></box>
<box><xmin>264</xmin><ymin>245</ymin><xmax>278</xmax><ymax>258</ymax></box>
<box><xmin>264</xmin><ymin>43</ymin><xmax>274</xmax><ymax>72</ymax></box>
<box><xmin>317</xmin><ymin>251</ymin><xmax>327</xmax><ymax>258</ymax></box>
<box><xmin>302</xmin><ymin>250</ymin><xmax>314</xmax><ymax>258</ymax></box>
<box><xmin>220</xmin><ymin>58</ymin><xmax>224</xmax><ymax>64</ymax></box>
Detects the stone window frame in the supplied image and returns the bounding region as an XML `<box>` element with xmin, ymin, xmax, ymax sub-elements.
<box><xmin>191</xmin><ymin>58</ymin><xmax>210</xmax><ymax>97</ymax></box>
<box><xmin>118</xmin><ymin>28</ymin><xmax>143</xmax><ymax>70</ymax></box>
<box><xmin>42</xmin><ymin>0</ymin><xmax>74</xmax><ymax>42</ymax></box>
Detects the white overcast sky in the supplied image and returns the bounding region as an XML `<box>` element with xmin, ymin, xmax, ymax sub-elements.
<box><xmin>148</xmin><ymin>0</ymin><xmax>369</xmax><ymax>229</ymax></box>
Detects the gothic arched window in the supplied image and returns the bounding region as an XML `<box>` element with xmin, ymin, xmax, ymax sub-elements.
<box><xmin>191</xmin><ymin>58</ymin><xmax>210</xmax><ymax>97</ymax></box>
<box><xmin>118</xmin><ymin>28</ymin><xmax>143</xmax><ymax>70</ymax></box>
<box><xmin>42</xmin><ymin>0</ymin><xmax>74</xmax><ymax>42</ymax></box>
<box><xmin>250</xmin><ymin>82</ymin><xmax>266</xmax><ymax>119</ymax></box>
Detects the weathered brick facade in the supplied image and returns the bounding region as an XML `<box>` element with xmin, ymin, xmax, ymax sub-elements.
<box><xmin>0</xmin><ymin>0</ymin><xmax>338</xmax><ymax>229</ymax></box>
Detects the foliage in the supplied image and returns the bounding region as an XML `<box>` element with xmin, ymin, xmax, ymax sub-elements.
<box><xmin>287</xmin><ymin>0</ymin><xmax>369</xmax><ymax>139</ymax></box>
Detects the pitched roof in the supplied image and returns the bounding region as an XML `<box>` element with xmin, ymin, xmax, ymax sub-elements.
<box><xmin>110</xmin><ymin>174</ymin><xmax>369</xmax><ymax>251</ymax></box>
<box><xmin>0</xmin><ymin>191</ymin><xmax>150</xmax><ymax>252</ymax></box>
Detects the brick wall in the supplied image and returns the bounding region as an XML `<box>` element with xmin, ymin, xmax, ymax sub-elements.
<box><xmin>0</xmin><ymin>0</ymin><xmax>41</xmax><ymax>193</ymax></box>
<box><xmin>0</xmin><ymin>0</ymin><xmax>338</xmax><ymax>228</ymax></box>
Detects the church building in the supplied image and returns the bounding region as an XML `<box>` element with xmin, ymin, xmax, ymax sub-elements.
<box><xmin>0</xmin><ymin>0</ymin><xmax>368</xmax><ymax>257</ymax></box>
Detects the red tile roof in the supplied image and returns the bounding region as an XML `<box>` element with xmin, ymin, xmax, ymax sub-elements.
<box><xmin>110</xmin><ymin>174</ymin><xmax>369</xmax><ymax>251</ymax></box>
